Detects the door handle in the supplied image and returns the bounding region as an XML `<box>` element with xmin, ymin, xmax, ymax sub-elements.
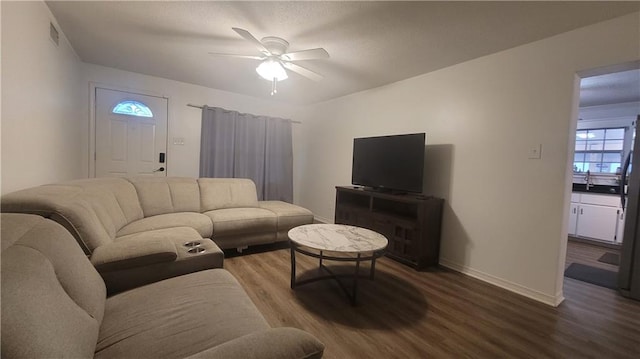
<box><xmin>153</xmin><ymin>167</ymin><xmax>165</xmax><ymax>172</ymax></box>
<box><xmin>620</xmin><ymin>152</ymin><xmax>631</xmax><ymax>208</ymax></box>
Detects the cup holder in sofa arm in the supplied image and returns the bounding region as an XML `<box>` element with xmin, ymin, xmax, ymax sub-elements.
<box><xmin>187</xmin><ymin>247</ymin><xmax>206</xmax><ymax>254</ymax></box>
<box><xmin>184</xmin><ymin>241</ymin><xmax>202</xmax><ymax>248</ymax></box>
<box><xmin>91</xmin><ymin>239</ymin><xmax>178</xmax><ymax>272</ymax></box>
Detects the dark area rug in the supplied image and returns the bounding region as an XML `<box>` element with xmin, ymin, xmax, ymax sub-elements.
<box><xmin>597</xmin><ymin>252</ymin><xmax>620</xmax><ymax>266</ymax></box>
<box><xmin>564</xmin><ymin>263</ymin><xmax>618</xmax><ymax>290</ymax></box>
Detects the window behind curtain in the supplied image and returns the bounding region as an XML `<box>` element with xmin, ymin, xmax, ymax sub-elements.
<box><xmin>199</xmin><ymin>106</ymin><xmax>293</xmax><ymax>202</ymax></box>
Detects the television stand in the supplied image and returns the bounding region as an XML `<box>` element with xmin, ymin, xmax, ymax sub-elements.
<box><xmin>334</xmin><ymin>186</ymin><xmax>444</xmax><ymax>270</ymax></box>
<box><xmin>368</xmin><ymin>187</ymin><xmax>409</xmax><ymax>195</ymax></box>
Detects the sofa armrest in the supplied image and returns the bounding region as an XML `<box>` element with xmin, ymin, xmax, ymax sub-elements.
<box><xmin>90</xmin><ymin>239</ymin><xmax>177</xmax><ymax>272</ymax></box>
<box><xmin>184</xmin><ymin>327</ymin><xmax>324</xmax><ymax>359</ymax></box>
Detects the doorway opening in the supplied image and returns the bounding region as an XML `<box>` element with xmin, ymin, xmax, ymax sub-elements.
<box><xmin>564</xmin><ymin>64</ymin><xmax>639</xmax><ymax>294</ymax></box>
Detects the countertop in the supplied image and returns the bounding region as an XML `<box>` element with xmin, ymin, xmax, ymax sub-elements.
<box><xmin>572</xmin><ymin>183</ymin><xmax>621</xmax><ymax>195</ymax></box>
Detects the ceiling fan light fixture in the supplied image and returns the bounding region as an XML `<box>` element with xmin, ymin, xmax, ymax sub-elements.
<box><xmin>256</xmin><ymin>59</ymin><xmax>288</xmax><ymax>82</ymax></box>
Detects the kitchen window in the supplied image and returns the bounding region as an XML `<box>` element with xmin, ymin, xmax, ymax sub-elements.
<box><xmin>574</xmin><ymin>127</ymin><xmax>625</xmax><ymax>174</ymax></box>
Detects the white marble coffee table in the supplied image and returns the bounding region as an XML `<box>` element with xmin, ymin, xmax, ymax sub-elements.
<box><xmin>288</xmin><ymin>224</ymin><xmax>388</xmax><ymax>305</ymax></box>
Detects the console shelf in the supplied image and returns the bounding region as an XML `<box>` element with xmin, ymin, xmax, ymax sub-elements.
<box><xmin>334</xmin><ymin>186</ymin><xmax>444</xmax><ymax>269</ymax></box>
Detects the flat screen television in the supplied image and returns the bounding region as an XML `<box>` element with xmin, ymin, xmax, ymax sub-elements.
<box><xmin>352</xmin><ymin>133</ymin><xmax>425</xmax><ymax>193</ymax></box>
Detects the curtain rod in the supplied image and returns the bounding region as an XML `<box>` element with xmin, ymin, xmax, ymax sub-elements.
<box><xmin>187</xmin><ymin>104</ymin><xmax>301</xmax><ymax>124</ymax></box>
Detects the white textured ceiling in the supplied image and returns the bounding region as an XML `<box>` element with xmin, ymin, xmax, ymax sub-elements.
<box><xmin>46</xmin><ymin>1</ymin><xmax>640</xmax><ymax>105</ymax></box>
<box><xmin>580</xmin><ymin>69</ymin><xmax>640</xmax><ymax>108</ymax></box>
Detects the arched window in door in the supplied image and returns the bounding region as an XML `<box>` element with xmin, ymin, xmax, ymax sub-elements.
<box><xmin>112</xmin><ymin>100</ymin><xmax>153</xmax><ymax>118</ymax></box>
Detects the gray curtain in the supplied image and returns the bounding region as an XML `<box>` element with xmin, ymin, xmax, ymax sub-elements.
<box><xmin>199</xmin><ymin>106</ymin><xmax>293</xmax><ymax>202</ymax></box>
<box><xmin>265</xmin><ymin>118</ymin><xmax>293</xmax><ymax>202</ymax></box>
<box><xmin>199</xmin><ymin>106</ymin><xmax>236</xmax><ymax>176</ymax></box>
<box><xmin>233</xmin><ymin>113</ymin><xmax>266</xmax><ymax>196</ymax></box>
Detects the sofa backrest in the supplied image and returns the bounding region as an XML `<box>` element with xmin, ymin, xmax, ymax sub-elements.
<box><xmin>128</xmin><ymin>176</ymin><xmax>201</xmax><ymax>217</ymax></box>
<box><xmin>1</xmin><ymin>178</ymin><xmax>144</xmax><ymax>253</ymax></box>
<box><xmin>69</xmin><ymin>178</ymin><xmax>145</xmax><ymax>224</ymax></box>
<box><xmin>198</xmin><ymin>178</ymin><xmax>259</xmax><ymax>211</ymax></box>
<box><xmin>1</xmin><ymin>177</ymin><xmax>261</xmax><ymax>253</ymax></box>
<box><xmin>1</xmin><ymin>213</ymin><xmax>106</xmax><ymax>358</ymax></box>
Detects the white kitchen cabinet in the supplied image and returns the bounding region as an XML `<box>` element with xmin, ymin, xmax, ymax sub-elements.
<box><xmin>570</xmin><ymin>192</ymin><xmax>624</xmax><ymax>243</ymax></box>
<box><xmin>568</xmin><ymin>203</ymin><xmax>579</xmax><ymax>236</ymax></box>
<box><xmin>580</xmin><ymin>193</ymin><xmax>620</xmax><ymax>207</ymax></box>
<box><xmin>576</xmin><ymin>204</ymin><xmax>619</xmax><ymax>241</ymax></box>
<box><xmin>571</xmin><ymin>193</ymin><xmax>581</xmax><ymax>203</ymax></box>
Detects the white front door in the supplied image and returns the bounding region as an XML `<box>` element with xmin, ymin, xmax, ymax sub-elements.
<box><xmin>95</xmin><ymin>88</ymin><xmax>168</xmax><ymax>177</ymax></box>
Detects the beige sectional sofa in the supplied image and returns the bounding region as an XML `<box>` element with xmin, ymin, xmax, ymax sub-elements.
<box><xmin>1</xmin><ymin>213</ymin><xmax>324</xmax><ymax>358</ymax></box>
<box><xmin>1</xmin><ymin>177</ymin><xmax>313</xmax><ymax>293</ymax></box>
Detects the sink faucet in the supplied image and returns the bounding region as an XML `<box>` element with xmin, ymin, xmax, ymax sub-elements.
<box><xmin>584</xmin><ymin>170</ymin><xmax>594</xmax><ymax>190</ymax></box>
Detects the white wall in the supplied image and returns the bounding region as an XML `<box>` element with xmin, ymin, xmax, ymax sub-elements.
<box><xmin>80</xmin><ymin>64</ymin><xmax>308</xmax><ymax>203</ymax></box>
<box><xmin>298</xmin><ymin>12</ymin><xmax>640</xmax><ymax>305</ymax></box>
<box><xmin>1</xmin><ymin>1</ymin><xmax>83</xmax><ymax>194</ymax></box>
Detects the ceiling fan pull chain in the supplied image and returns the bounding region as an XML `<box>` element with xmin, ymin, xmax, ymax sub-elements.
<box><xmin>271</xmin><ymin>77</ymin><xmax>277</xmax><ymax>95</ymax></box>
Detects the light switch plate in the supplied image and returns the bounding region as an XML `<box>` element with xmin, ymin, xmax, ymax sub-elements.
<box><xmin>528</xmin><ymin>144</ymin><xmax>542</xmax><ymax>159</ymax></box>
<box><xmin>173</xmin><ymin>137</ymin><xmax>185</xmax><ymax>145</ymax></box>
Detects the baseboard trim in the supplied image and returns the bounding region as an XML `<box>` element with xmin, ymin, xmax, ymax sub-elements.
<box><xmin>439</xmin><ymin>258</ymin><xmax>564</xmax><ymax>307</ymax></box>
<box><xmin>568</xmin><ymin>236</ymin><xmax>621</xmax><ymax>250</ymax></box>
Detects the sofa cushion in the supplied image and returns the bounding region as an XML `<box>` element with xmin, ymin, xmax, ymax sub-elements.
<box><xmin>91</xmin><ymin>239</ymin><xmax>178</xmax><ymax>272</ymax></box>
<box><xmin>1</xmin><ymin>214</ymin><xmax>106</xmax><ymax>359</ymax></box>
<box><xmin>258</xmin><ymin>201</ymin><xmax>314</xmax><ymax>231</ymax></box>
<box><xmin>184</xmin><ymin>328</ymin><xmax>325</xmax><ymax>359</ymax></box>
<box><xmin>117</xmin><ymin>212</ymin><xmax>213</xmax><ymax>238</ymax></box>
<box><xmin>128</xmin><ymin>177</ymin><xmax>201</xmax><ymax>217</ymax></box>
<box><xmin>205</xmin><ymin>207</ymin><xmax>277</xmax><ymax>236</ymax></box>
<box><xmin>199</xmin><ymin>178</ymin><xmax>259</xmax><ymax>211</ymax></box>
<box><xmin>95</xmin><ymin>269</ymin><xmax>270</xmax><ymax>359</ymax></box>
<box><xmin>114</xmin><ymin>226</ymin><xmax>206</xmax><ymax>246</ymax></box>
<box><xmin>68</xmin><ymin>177</ymin><xmax>144</xmax><ymax>224</ymax></box>
<box><xmin>64</xmin><ymin>178</ymin><xmax>145</xmax><ymax>248</ymax></box>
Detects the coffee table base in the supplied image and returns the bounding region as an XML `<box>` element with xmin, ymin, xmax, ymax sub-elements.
<box><xmin>290</xmin><ymin>242</ymin><xmax>385</xmax><ymax>306</ymax></box>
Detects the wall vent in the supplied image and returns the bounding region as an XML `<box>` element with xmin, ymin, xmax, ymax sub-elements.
<box><xmin>49</xmin><ymin>22</ymin><xmax>59</xmax><ymax>46</ymax></box>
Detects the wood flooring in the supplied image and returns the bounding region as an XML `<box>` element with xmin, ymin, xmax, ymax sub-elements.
<box><xmin>223</xmin><ymin>242</ymin><xmax>640</xmax><ymax>358</ymax></box>
<box><xmin>565</xmin><ymin>238</ymin><xmax>620</xmax><ymax>271</ymax></box>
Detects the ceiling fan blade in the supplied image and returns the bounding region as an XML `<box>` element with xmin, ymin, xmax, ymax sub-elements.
<box><xmin>208</xmin><ymin>52</ymin><xmax>265</xmax><ymax>60</ymax></box>
<box><xmin>282</xmin><ymin>48</ymin><xmax>330</xmax><ymax>61</ymax></box>
<box><xmin>282</xmin><ymin>62</ymin><xmax>323</xmax><ymax>81</ymax></box>
<box><xmin>232</xmin><ymin>27</ymin><xmax>271</xmax><ymax>55</ymax></box>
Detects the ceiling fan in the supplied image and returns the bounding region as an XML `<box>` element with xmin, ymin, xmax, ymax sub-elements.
<box><xmin>209</xmin><ymin>28</ymin><xmax>329</xmax><ymax>95</ymax></box>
